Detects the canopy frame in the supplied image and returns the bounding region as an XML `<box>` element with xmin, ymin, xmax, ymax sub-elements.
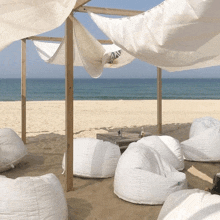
<box><xmin>20</xmin><ymin>2</ymin><xmax>162</xmax><ymax>192</ymax></box>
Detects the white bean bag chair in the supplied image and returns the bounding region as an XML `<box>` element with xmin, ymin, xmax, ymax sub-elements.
<box><xmin>0</xmin><ymin>173</ymin><xmax>68</xmax><ymax>220</ymax></box>
<box><xmin>157</xmin><ymin>189</ymin><xmax>220</xmax><ymax>220</ymax></box>
<box><xmin>181</xmin><ymin>117</ymin><xmax>220</xmax><ymax>161</ymax></box>
<box><xmin>0</xmin><ymin>128</ymin><xmax>27</xmax><ymax>172</ymax></box>
<box><xmin>62</xmin><ymin>138</ymin><xmax>121</xmax><ymax>178</ymax></box>
<box><xmin>137</xmin><ymin>135</ymin><xmax>184</xmax><ymax>170</ymax></box>
<box><xmin>114</xmin><ymin>142</ymin><xmax>187</xmax><ymax>205</ymax></box>
<box><xmin>189</xmin><ymin>117</ymin><xmax>220</xmax><ymax>138</ymax></box>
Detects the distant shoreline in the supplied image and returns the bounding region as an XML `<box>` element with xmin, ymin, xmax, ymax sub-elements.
<box><xmin>2</xmin><ymin>77</ymin><xmax>220</xmax><ymax>79</ymax></box>
<box><xmin>1</xmin><ymin>78</ymin><xmax>220</xmax><ymax>101</ymax></box>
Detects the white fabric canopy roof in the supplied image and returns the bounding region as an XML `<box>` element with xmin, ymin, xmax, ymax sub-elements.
<box><xmin>0</xmin><ymin>0</ymin><xmax>76</xmax><ymax>51</ymax></box>
<box><xmin>89</xmin><ymin>0</ymin><xmax>220</xmax><ymax>72</ymax></box>
<box><xmin>33</xmin><ymin>17</ymin><xmax>135</xmax><ymax>78</ymax></box>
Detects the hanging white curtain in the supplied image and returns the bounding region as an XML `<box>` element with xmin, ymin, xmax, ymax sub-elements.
<box><xmin>33</xmin><ymin>17</ymin><xmax>135</xmax><ymax>78</ymax></box>
<box><xmin>0</xmin><ymin>0</ymin><xmax>77</xmax><ymax>51</ymax></box>
<box><xmin>89</xmin><ymin>0</ymin><xmax>220</xmax><ymax>72</ymax></box>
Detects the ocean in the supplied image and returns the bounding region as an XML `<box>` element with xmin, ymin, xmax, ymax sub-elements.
<box><xmin>0</xmin><ymin>78</ymin><xmax>220</xmax><ymax>101</ymax></box>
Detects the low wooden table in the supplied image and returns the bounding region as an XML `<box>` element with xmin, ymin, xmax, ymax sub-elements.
<box><xmin>96</xmin><ymin>131</ymin><xmax>151</xmax><ymax>150</ymax></box>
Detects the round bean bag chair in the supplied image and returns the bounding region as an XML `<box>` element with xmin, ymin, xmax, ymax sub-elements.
<box><xmin>181</xmin><ymin>118</ymin><xmax>220</xmax><ymax>161</ymax></box>
<box><xmin>114</xmin><ymin>142</ymin><xmax>187</xmax><ymax>205</ymax></box>
<box><xmin>189</xmin><ymin>117</ymin><xmax>220</xmax><ymax>138</ymax></box>
<box><xmin>0</xmin><ymin>128</ymin><xmax>27</xmax><ymax>172</ymax></box>
<box><xmin>157</xmin><ymin>189</ymin><xmax>220</xmax><ymax>220</ymax></box>
<box><xmin>0</xmin><ymin>173</ymin><xmax>68</xmax><ymax>220</ymax></box>
<box><xmin>137</xmin><ymin>135</ymin><xmax>184</xmax><ymax>170</ymax></box>
<box><xmin>62</xmin><ymin>138</ymin><xmax>121</xmax><ymax>178</ymax></box>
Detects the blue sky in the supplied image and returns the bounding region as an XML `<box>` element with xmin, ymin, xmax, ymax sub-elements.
<box><xmin>1</xmin><ymin>0</ymin><xmax>220</xmax><ymax>79</ymax></box>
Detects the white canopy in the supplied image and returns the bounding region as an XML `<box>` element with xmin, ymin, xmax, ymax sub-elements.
<box><xmin>33</xmin><ymin>17</ymin><xmax>135</xmax><ymax>78</ymax></box>
<box><xmin>0</xmin><ymin>0</ymin><xmax>76</xmax><ymax>51</ymax></box>
<box><xmin>89</xmin><ymin>0</ymin><xmax>220</xmax><ymax>72</ymax></box>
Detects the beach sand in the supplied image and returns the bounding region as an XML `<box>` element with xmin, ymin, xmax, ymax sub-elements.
<box><xmin>1</xmin><ymin>100</ymin><xmax>220</xmax><ymax>219</ymax></box>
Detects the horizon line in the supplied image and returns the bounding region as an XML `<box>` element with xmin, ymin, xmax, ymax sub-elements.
<box><xmin>1</xmin><ymin>77</ymin><xmax>220</xmax><ymax>80</ymax></box>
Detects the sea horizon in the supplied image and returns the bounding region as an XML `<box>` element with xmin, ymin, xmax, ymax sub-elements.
<box><xmin>1</xmin><ymin>78</ymin><xmax>220</xmax><ymax>101</ymax></box>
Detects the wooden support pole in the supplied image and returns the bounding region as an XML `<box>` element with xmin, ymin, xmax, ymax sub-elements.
<box><xmin>21</xmin><ymin>39</ymin><xmax>26</xmax><ymax>144</ymax></box>
<box><xmin>65</xmin><ymin>14</ymin><xmax>74</xmax><ymax>192</ymax></box>
<box><xmin>157</xmin><ymin>67</ymin><xmax>162</xmax><ymax>135</ymax></box>
<box><xmin>76</xmin><ymin>6</ymin><xmax>144</xmax><ymax>16</ymax></box>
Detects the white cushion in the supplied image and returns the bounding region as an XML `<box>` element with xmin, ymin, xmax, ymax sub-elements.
<box><xmin>114</xmin><ymin>142</ymin><xmax>187</xmax><ymax>205</ymax></box>
<box><xmin>189</xmin><ymin>116</ymin><xmax>220</xmax><ymax>138</ymax></box>
<box><xmin>0</xmin><ymin>173</ymin><xmax>68</xmax><ymax>220</ymax></box>
<box><xmin>0</xmin><ymin>128</ymin><xmax>27</xmax><ymax>172</ymax></box>
<box><xmin>157</xmin><ymin>189</ymin><xmax>220</xmax><ymax>220</ymax></box>
<box><xmin>182</xmin><ymin>117</ymin><xmax>220</xmax><ymax>161</ymax></box>
<box><xmin>62</xmin><ymin>138</ymin><xmax>121</xmax><ymax>178</ymax></box>
<box><xmin>138</xmin><ymin>135</ymin><xmax>184</xmax><ymax>170</ymax></box>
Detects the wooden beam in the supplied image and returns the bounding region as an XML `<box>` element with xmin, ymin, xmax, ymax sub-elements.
<box><xmin>21</xmin><ymin>39</ymin><xmax>26</xmax><ymax>144</ymax></box>
<box><xmin>99</xmin><ymin>39</ymin><xmax>113</xmax><ymax>44</ymax></box>
<box><xmin>73</xmin><ymin>0</ymin><xmax>91</xmax><ymax>10</ymax></box>
<box><xmin>157</xmin><ymin>67</ymin><xmax>162</xmax><ymax>135</ymax></box>
<box><xmin>76</xmin><ymin>6</ymin><xmax>144</xmax><ymax>16</ymax></box>
<box><xmin>27</xmin><ymin>36</ymin><xmax>63</xmax><ymax>42</ymax></box>
<box><xmin>27</xmin><ymin>36</ymin><xmax>112</xmax><ymax>44</ymax></box>
<box><xmin>65</xmin><ymin>15</ymin><xmax>74</xmax><ymax>192</ymax></box>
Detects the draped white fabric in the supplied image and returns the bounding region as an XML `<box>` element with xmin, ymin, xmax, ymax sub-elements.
<box><xmin>0</xmin><ymin>0</ymin><xmax>76</xmax><ymax>51</ymax></box>
<box><xmin>89</xmin><ymin>0</ymin><xmax>220</xmax><ymax>72</ymax></box>
<box><xmin>33</xmin><ymin>17</ymin><xmax>135</xmax><ymax>78</ymax></box>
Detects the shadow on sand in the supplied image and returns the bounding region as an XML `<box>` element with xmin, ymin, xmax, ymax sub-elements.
<box><xmin>67</xmin><ymin>198</ymin><xmax>93</xmax><ymax>220</ymax></box>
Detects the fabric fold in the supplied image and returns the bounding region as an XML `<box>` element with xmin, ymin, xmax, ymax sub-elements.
<box><xmin>89</xmin><ymin>0</ymin><xmax>220</xmax><ymax>72</ymax></box>
<box><xmin>33</xmin><ymin>17</ymin><xmax>135</xmax><ymax>78</ymax></box>
<box><xmin>0</xmin><ymin>0</ymin><xmax>77</xmax><ymax>51</ymax></box>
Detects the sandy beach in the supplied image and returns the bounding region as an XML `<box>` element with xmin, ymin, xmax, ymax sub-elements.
<box><xmin>1</xmin><ymin>100</ymin><xmax>220</xmax><ymax>219</ymax></box>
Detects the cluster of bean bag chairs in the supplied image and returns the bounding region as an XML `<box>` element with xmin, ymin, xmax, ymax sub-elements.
<box><xmin>181</xmin><ymin>117</ymin><xmax>220</xmax><ymax>161</ymax></box>
<box><xmin>114</xmin><ymin>142</ymin><xmax>187</xmax><ymax>204</ymax></box>
<box><xmin>2</xmin><ymin>116</ymin><xmax>220</xmax><ymax>216</ymax></box>
<box><xmin>157</xmin><ymin>189</ymin><xmax>220</xmax><ymax>220</ymax></box>
<box><xmin>0</xmin><ymin>129</ymin><xmax>68</xmax><ymax>219</ymax></box>
<box><xmin>0</xmin><ymin>128</ymin><xmax>27</xmax><ymax>172</ymax></box>
<box><xmin>62</xmin><ymin>138</ymin><xmax>121</xmax><ymax>178</ymax></box>
<box><xmin>0</xmin><ymin>173</ymin><xmax>68</xmax><ymax>220</ymax></box>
